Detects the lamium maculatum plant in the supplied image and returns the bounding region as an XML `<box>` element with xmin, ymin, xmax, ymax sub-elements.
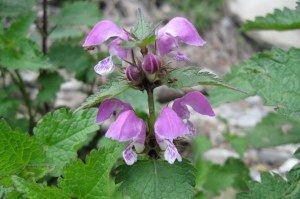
<box><xmin>82</xmin><ymin>10</ymin><xmax>217</xmax><ymax>166</ymax></box>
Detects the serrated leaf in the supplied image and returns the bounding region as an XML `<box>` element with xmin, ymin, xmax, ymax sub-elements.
<box><xmin>0</xmin><ymin>0</ymin><xmax>34</xmax><ymax>17</ymax></box>
<box><xmin>51</xmin><ymin>2</ymin><xmax>101</xmax><ymax>26</ymax></box>
<box><xmin>79</xmin><ymin>78</ymin><xmax>130</xmax><ymax>109</ymax></box>
<box><xmin>0</xmin><ymin>120</ymin><xmax>45</xmax><ymax>177</ymax></box>
<box><xmin>0</xmin><ymin>39</ymin><xmax>52</xmax><ymax>70</ymax></box>
<box><xmin>247</xmin><ymin>113</ymin><xmax>300</xmax><ymax>148</ymax></box>
<box><xmin>209</xmin><ymin>48</ymin><xmax>300</xmax><ymax>122</ymax></box>
<box><xmin>36</xmin><ymin>72</ymin><xmax>64</xmax><ymax>106</ymax></box>
<box><xmin>237</xmin><ymin>172</ymin><xmax>300</xmax><ymax>199</ymax></box>
<box><xmin>132</xmin><ymin>9</ymin><xmax>153</xmax><ymax>39</ymax></box>
<box><xmin>34</xmin><ymin>108</ymin><xmax>99</xmax><ymax>176</ymax></box>
<box><xmin>12</xmin><ymin>176</ymin><xmax>69</xmax><ymax>199</ymax></box>
<box><xmin>164</xmin><ymin>67</ymin><xmax>244</xmax><ymax>92</ymax></box>
<box><xmin>59</xmin><ymin>145</ymin><xmax>124</xmax><ymax>199</ymax></box>
<box><xmin>116</xmin><ymin>159</ymin><xmax>196</xmax><ymax>199</ymax></box>
<box><xmin>242</xmin><ymin>4</ymin><xmax>300</xmax><ymax>31</ymax></box>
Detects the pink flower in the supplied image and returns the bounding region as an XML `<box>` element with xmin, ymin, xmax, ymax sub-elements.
<box><xmin>154</xmin><ymin>92</ymin><xmax>215</xmax><ymax>164</ymax></box>
<box><xmin>83</xmin><ymin>20</ymin><xmax>130</xmax><ymax>75</ymax></box>
<box><xmin>96</xmin><ymin>98</ymin><xmax>146</xmax><ymax>165</ymax></box>
<box><xmin>156</xmin><ymin>17</ymin><xmax>206</xmax><ymax>61</ymax></box>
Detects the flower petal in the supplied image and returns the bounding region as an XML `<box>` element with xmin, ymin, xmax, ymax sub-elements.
<box><xmin>157</xmin><ymin>34</ymin><xmax>178</xmax><ymax>56</ymax></box>
<box><xmin>157</xmin><ymin>17</ymin><xmax>205</xmax><ymax>46</ymax></box>
<box><xmin>154</xmin><ymin>107</ymin><xmax>189</xmax><ymax>141</ymax></box>
<box><xmin>105</xmin><ymin>110</ymin><xmax>146</xmax><ymax>143</ymax></box>
<box><xmin>96</xmin><ymin>98</ymin><xmax>132</xmax><ymax>124</ymax></box>
<box><xmin>164</xmin><ymin>140</ymin><xmax>182</xmax><ymax>164</ymax></box>
<box><xmin>108</xmin><ymin>38</ymin><xmax>130</xmax><ymax>60</ymax></box>
<box><xmin>174</xmin><ymin>51</ymin><xmax>190</xmax><ymax>61</ymax></box>
<box><xmin>123</xmin><ymin>143</ymin><xmax>137</xmax><ymax>165</ymax></box>
<box><xmin>83</xmin><ymin>20</ymin><xmax>128</xmax><ymax>47</ymax></box>
<box><xmin>94</xmin><ymin>56</ymin><xmax>115</xmax><ymax>75</ymax></box>
<box><xmin>186</xmin><ymin>120</ymin><xmax>196</xmax><ymax>135</ymax></box>
<box><xmin>172</xmin><ymin>91</ymin><xmax>215</xmax><ymax>119</ymax></box>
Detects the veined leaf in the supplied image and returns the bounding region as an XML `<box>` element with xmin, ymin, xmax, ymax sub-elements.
<box><xmin>116</xmin><ymin>159</ymin><xmax>196</xmax><ymax>199</ymax></box>
<box><xmin>0</xmin><ymin>120</ymin><xmax>45</xmax><ymax>177</ymax></box>
<box><xmin>164</xmin><ymin>67</ymin><xmax>244</xmax><ymax>92</ymax></box>
<box><xmin>242</xmin><ymin>3</ymin><xmax>300</xmax><ymax>31</ymax></box>
<box><xmin>79</xmin><ymin>78</ymin><xmax>130</xmax><ymax>109</ymax></box>
<box><xmin>131</xmin><ymin>8</ymin><xmax>153</xmax><ymax>40</ymax></box>
<box><xmin>12</xmin><ymin>176</ymin><xmax>69</xmax><ymax>199</ymax></box>
<box><xmin>59</xmin><ymin>145</ymin><xmax>124</xmax><ymax>199</ymax></box>
<box><xmin>34</xmin><ymin>108</ymin><xmax>99</xmax><ymax>176</ymax></box>
<box><xmin>209</xmin><ymin>48</ymin><xmax>300</xmax><ymax>122</ymax></box>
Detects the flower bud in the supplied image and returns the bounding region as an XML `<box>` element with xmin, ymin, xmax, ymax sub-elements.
<box><xmin>126</xmin><ymin>65</ymin><xmax>142</xmax><ymax>82</ymax></box>
<box><xmin>142</xmin><ymin>54</ymin><xmax>161</xmax><ymax>74</ymax></box>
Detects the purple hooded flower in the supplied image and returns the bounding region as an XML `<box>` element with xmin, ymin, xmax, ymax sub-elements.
<box><xmin>154</xmin><ymin>92</ymin><xmax>215</xmax><ymax>164</ymax></box>
<box><xmin>96</xmin><ymin>98</ymin><xmax>146</xmax><ymax>165</ymax></box>
<box><xmin>156</xmin><ymin>17</ymin><xmax>206</xmax><ymax>61</ymax></box>
<box><xmin>172</xmin><ymin>91</ymin><xmax>215</xmax><ymax>135</ymax></box>
<box><xmin>83</xmin><ymin>20</ymin><xmax>130</xmax><ymax>75</ymax></box>
<box><xmin>154</xmin><ymin>107</ymin><xmax>189</xmax><ymax>164</ymax></box>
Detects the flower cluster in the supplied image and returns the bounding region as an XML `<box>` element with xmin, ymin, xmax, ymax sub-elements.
<box><xmin>83</xmin><ymin>16</ymin><xmax>215</xmax><ymax>165</ymax></box>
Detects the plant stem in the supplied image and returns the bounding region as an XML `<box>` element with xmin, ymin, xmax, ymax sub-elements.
<box><xmin>13</xmin><ymin>71</ymin><xmax>35</xmax><ymax>134</ymax></box>
<box><xmin>147</xmin><ymin>87</ymin><xmax>155</xmax><ymax>135</ymax></box>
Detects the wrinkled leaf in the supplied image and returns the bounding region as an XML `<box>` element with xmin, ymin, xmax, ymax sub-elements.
<box><xmin>34</xmin><ymin>108</ymin><xmax>99</xmax><ymax>176</ymax></box>
<box><xmin>116</xmin><ymin>159</ymin><xmax>196</xmax><ymax>199</ymax></box>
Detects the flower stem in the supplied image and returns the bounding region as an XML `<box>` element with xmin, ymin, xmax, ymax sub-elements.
<box><xmin>147</xmin><ymin>87</ymin><xmax>155</xmax><ymax>135</ymax></box>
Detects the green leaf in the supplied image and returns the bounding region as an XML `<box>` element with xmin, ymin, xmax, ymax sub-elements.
<box><xmin>132</xmin><ymin>8</ymin><xmax>153</xmax><ymax>40</ymax></box>
<box><xmin>5</xmin><ymin>12</ymin><xmax>35</xmax><ymax>39</ymax></box>
<box><xmin>59</xmin><ymin>145</ymin><xmax>124</xmax><ymax>199</ymax></box>
<box><xmin>209</xmin><ymin>48</ymin><xmax>300</xmax><ymax>122</ymax></box>
<box><xmin>34</xmin><ymin>108</ymin><xmax>99</xmax><ymax>176</ymax></box>
<box><xmin>0</xmin><ymin>0</ymin><xmax>34</xmax><ymax>17</ymax></box>
<box><xmin>164</xmin><ymin>67</ymin><xmax>244</xmax><ymax>92</ymax></box>
<box><xmin>51</xmin><ymin>1</ymin><xmax>101</xmax><ymax>26</ymax></box>
<box><xmin>48</xmin><ymin>42</ymin><xmax>97</xmax><ymax>83</ymax></box>
<box><xmin>242</xmin><ymin>4</ymin><xmax>300</xmax><ymax>31</ymax></box>
<box><xmin>0</xmin><ymin>39</ymin><xmax>52</xmax><ymax>70</ymax></box>
<box><xmin>36</xmin><ymin>72</ymin><xmax>64</xmax><ymax>107</ymax></box>
<box><xmin>116</xmin><ymin>159</ymin><xmax>196</xmax><ymax>199</ymax></box>
<box><xmin>79</xmin><ymin>78</ymin><xmax>130</xmax><ymax>109</ymax></box>
<box><xmin>0</xmin><ymin>119</ymin><xmax>45</xmax><ymax>177</ymax></box>
<box><xmin>247</xmin><ymin>112</ymin><xmax>300</xmax><ymax>148</ymax></box>
<box><xmin>237</xmin><ymin>172</ymin><xmax>300</xmax><ymax>199</ymax></box>
<box><xmin>12</xmin><ymin>176</ymin><xmax>69</xmax><ymax>199</ymax></box>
